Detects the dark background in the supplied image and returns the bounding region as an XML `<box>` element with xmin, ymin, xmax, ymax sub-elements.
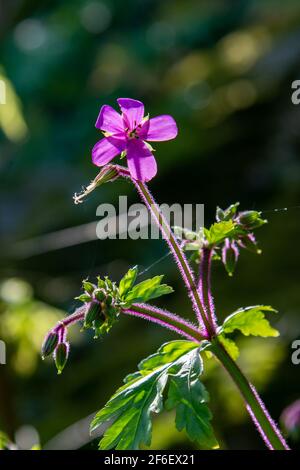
<box><xmin>0</xmin><ymin>0</ymin><xmax>300</xmax><ymax>450</ymax></box>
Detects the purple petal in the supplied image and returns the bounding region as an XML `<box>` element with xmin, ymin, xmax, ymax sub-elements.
<box><xmin>92</xmin><ymin>137</ymin><xmax>126</xmax><ymax>166</ymax></box>
<box><xmin>139</xmin><ymin>115</ymin><xmax>178</xmax><ymax>141</ymax></box>
<box><xmin>95</xmin><ymin>105</ymin><xmax>124</xmax><ymax>136</ymax></box>
<box><xmin>117</xmin><ymin>98</ymin><xmax>144</xmax><ymax>130</ymax></box>
<box><xmin>126</xmin><ymin>139</ymin><xmax>157</xmax><ymax>182</ymax></box>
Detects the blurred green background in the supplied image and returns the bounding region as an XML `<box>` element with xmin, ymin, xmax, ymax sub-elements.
<box><xmin>0</xmin><ymin>0</ymin><xmax>300</xmax><ymax>450</ymax></box>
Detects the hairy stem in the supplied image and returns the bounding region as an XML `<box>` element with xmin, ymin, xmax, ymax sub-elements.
<box><xmin>198</xmin><ymin>247</ymin><xmax>218</xmax><ymax>329</ymax></box>
<box><xmin>132</xmin><ymin>179</ymin><xmax>215</xmax><ymax>337</ymax></box>
<box><xmin>54</xmin><ymin>307</ymin><xmax>86</xmax><ymax>330</ymax></box>
<box><xmin>52</xmin><ymin>304</ymin><xmax>204</xmax><ymax>343</ymax></box>
<box><xmin>122</xmin><ymin>303</ymin><xmax>204</xmax><ymax>342</ymax></box>
<box><xmin>211</xmin><ymin>337</ymin><xmax>289</xmax><ymax>450</ymax></box>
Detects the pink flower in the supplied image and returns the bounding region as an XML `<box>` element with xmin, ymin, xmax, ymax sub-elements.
<box><xmin>92</xmin><ymin>98</ymin><xmax>178</xmax><ymax>182</ymax></box>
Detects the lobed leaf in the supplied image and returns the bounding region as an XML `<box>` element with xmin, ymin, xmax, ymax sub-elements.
<box><xmin>222</xmin><ymin>305</ymin><xmax>279</xmax><ymax>338</ymax></box>
<box><xmin>91</xmin><ymin>341</ymin><xmax>218</xmax><ymax>450</ymax></box>
<box><xmin>165</xmin><ymin>348</ymin><xmax>219</xmax><ymax>449</ymax></box>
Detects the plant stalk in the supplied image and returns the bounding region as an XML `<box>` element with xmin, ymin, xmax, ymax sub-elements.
<box><xmin>211</xmin><ymin>337</ymin><xmax>289</xmax><ymax>450</ymax></box>
<box><xmin>122</xmin><ymin>303</ymin><xmax>204</xmax><ymax>342</ymax></box>
<box><xmin>198</xmin><ymin>247</ymin><xmax>218</xmax><ymax>330</ymax></box>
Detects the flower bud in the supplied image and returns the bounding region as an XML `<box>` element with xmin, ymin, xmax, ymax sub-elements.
<box><xmin>238</xmin><ymin>211</ymin><xmax>266</xmax><ymax>230</ymax></box>
<box><xmin>216</xmin><ymin>207</ymin><xmax>225</xmax><ymax>222</ymax></box>
<box><xmin>223</xmin><ymin>202</ymin><xmax>240</xmax><ymax>221</ymax></box>
<box><xmin>84</xmin><ymin>301</ymin><xmax>102</xmax><ymax>328</ymax></box>
<box><xmin>238</xmin><ymin>233</ymin><xmax>261</xmax><ymax>254</ymax></box>
<box><xmin>82</xmin><ymin>280</ymin><xmax>95</xmax><ymax>295</ymax></box>
<box><xmin>93</xmin><ymin>313</ymin><xmax>107</xmax><ymax>339</ymax></box>
<box><xmin>54</xmin><ymin>342</ymin><xmax>69</xmax><ymax>375</ymax></box>
<box><xmin>41</xmin><ymin>331</ymin><xmax>59</xmax><ymax>359</ymax></box>
<box><xmin>97</xmin><ymin>277</ymin><xmax>106</xmax><ymax>289</ymax></box>
<box><xmin>222</xmin><ymin>239</ymin><xmax>239</xmax><ymax>276</ymax></box>
<box><xmin>94</xmin><ymin>289</ymin><xmax>105</xmax><ymax>302</ymax></box>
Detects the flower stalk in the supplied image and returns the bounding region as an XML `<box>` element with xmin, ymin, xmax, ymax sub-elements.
<box><xmin>132</xmin><ymin>179</ymin><xmax>216</xmax><ymax>338</ymax></box>
<box><xmin>198</xmin><ymin>247</ymin><xmax>217</xmax><ymax>330</ymax></box>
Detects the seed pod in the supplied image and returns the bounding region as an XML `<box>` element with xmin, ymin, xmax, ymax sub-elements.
<box><xmin>41</xmin><ymin>331</ymin><xmax>59</xmax><ymax>359</ymax></box>
<box><xmin>84</xmin><ymin>301</ymin><xmax>102</xmax><ymax>328</ymax></box>
<box><xmin>222</xmin><ymin>239</ymin><xmax>239</xmax><ymax>276</ymax></box>
<box><xmin>54</xmin><ymin>342</ymin><xmax>69</xmax><ymax>375</ymax></box>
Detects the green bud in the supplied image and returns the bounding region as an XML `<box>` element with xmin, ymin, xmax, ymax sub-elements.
<box><xmin>82</xmin><ymin>280</ymin><xmax>95</xmax><ymax>295</ymax></box>
<box><xmin>106</xmin><ymin>294</ymin><xmax>113</xmax><ymax>306</ymax></box>
<box><xmin>97</xmin><ymin>277</ymin><xmax>106</xmax><ymax>289</ymax></box>
<box><xmin>55</xmin><ymin>342</ymin><xmax>69</xmax><ymax>375</ymax></box>
<box><xmin>239</xmin><ymin>234</ymin><xmax>261</xmax><ymax>254</ymax></box>
<box><xmin>223</xmin><ymin>202</ymin><xmax>240</xmax><ymax>221</ymax></box>
<box><xmin>76</xmin><ymin>293</ymin><xmax>92</xmax><ymax>303</ymax></box>
<box><xmin>41</xmin><ymin>331</ymin><xmax>59</xmax><ymax>359</ymax></box>
<box><xmin>104</xmin><ymin>277</ymin><xmax>113</xmax><ymax>290</ymax></box>
<box><xmin>94</xmin><ymin>289</ymin><xmax>106</xmax><ymax>302</ymax></box>
<box><xmin>216</xmin><ymin>206</ymin><xmax>225</xmax><ymax>221</ymax></box>
<box><xmin>222</xmin><ymin>240</ymin><xmax>239</xmax><ymax>277</ymax></box>
<box><xmin>238</xmin><ymin>211</ymin><xmax>266</xmax><ymax>230</ymax></box>
<box><xmin>93</xmin><ymin>312</ymin><xmax>107</xmax><ymax>338</ymax></box>
<box><xmin>84</xmin><ymin>301</ymin><xmax>102</xmax><ymax>328</ymax></box>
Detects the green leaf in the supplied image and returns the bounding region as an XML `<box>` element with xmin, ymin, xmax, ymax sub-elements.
<box><xmin>124</xmin><ymin>275</ymin><xmax>173</xmax><ymax>305</ymax></box>
<box><xmin>119</xmin><ymin>266</ymin><xmax>138</xmax><ymax>298</ymax></box>
<box><xmin>91</xmin><ymin>341</ymin><xmax>217</xmax><ymax>450</ymax></box>
<box><xmin>218</xmin><ymin>334</ymin><xmax>240</xmax><ymax>360</ymax></box>
<box><xmin>91</xmin><ymin>341</ymin><xmax>197</xmax><ymax>450</ymax></box>
<box><xmin>124</xmin><ymin>340</ymin><xmax>198</xmax><ymax>383</ymax></box>
<box><xmin>204</xmin><ymin>220</ymin><xmax>236</xmax><ymax>246</ymax></box>
<box><xmin>222</xmin><ymin>305</ymin><xmax>279</xmax><ymax>338</ymax></box>
<box><xmin>165</xmin><ymin>348</ymin><xmax>219</xmax><ymax>449</ymax></box>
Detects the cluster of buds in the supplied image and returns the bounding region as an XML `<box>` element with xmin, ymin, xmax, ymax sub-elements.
<box><xmin>175</xmin><ymin>202</ymin><xmax>267</xmax><ymax>277</ymax></box>
<box><xmin>77</xmin><ymin>278</ymin><xmax>121</xmax><ymax>337</ymax></box>
<box><xmin>216</xmin><ymin>203</ymin><xmax>266</xmax><ymax>276</ymax></box>
<box><xmin>41</xmin><ymin>276</ymin><xmax>121</xmax><ymax>374</ymax></box>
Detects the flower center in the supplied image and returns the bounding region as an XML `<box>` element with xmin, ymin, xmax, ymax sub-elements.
<box><xmin>125</xmin><ymin>120</ymin><xmax>142</xmax><ymax>140</ymax></box>
<box><xmin>127</xmin><ymin>129</ymin><xmax>139</xmax><ymax>139</ymax></box>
